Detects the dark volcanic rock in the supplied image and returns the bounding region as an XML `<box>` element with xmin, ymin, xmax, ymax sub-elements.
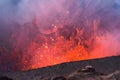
<box><xmin>0</xmin><ymin>56</ymin><xmax>119</xmax><ymax>80</ymax></box>
<box><xmin>67</xmin><ymin>65</ymin><xmax>104</xmax><ymax>80</ymax></box>
<box><xmin>106</xmin><ymin>71</ymin><xmax>120</xmax><ymax>80</ymax></box>
<box><xmin>0</xmin><ymin>76</ymin><xmax>13</xmax><ymax>80</ymax></box>
<box><xmin>51</xmin><ymin>76</ymin><xmax>67</xmax><ymax>80</ymax></box>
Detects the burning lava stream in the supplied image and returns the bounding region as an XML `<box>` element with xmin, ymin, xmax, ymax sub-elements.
<box><xmin>0</xmin><ymin>0</ymin><xmax>120</xmax><ymax>71</ymax></box>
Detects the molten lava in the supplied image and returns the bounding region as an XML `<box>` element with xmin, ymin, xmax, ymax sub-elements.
<box><xmin>0</xmin><ymin>17</ymin><xmax>119</xmax><ymax>71</ymax></box>
<box><xmin>0</xmin><ymin>0</ymin><xmax>120</xmax><ymax>71</ymax></box>
<box><xmin>10</xmin><ymin>18</ymin><xmax>101</xmax><ymax>70</ymax></box>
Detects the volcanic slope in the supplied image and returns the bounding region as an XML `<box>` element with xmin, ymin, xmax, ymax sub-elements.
<box><xmin>0</xmin><ymin>56</ymin><xmax>120</xmax><ymax>80</ymax></box>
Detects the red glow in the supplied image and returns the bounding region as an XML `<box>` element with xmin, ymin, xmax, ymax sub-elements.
<box><xmin>0</xmin><ymin>0</ymin><xmax>120</xmax><ymax>71</ymax></box>
<box><xmin>12</xmin><ymin>18</ymin><xmax>115</xmax><ymax>71</ymax></box>
<box><xmin>0</xmin><ymin>17</ymin><xmax>119</xmax><ymax>71</ymax></box>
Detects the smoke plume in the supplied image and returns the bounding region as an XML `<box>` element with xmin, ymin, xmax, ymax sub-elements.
<box><xmin>0</xmin><ymin>0</ymin><xmax>120</xmax><ymax>71</ymax></box>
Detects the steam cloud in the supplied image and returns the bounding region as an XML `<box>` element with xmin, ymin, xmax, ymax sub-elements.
<box><xmin>0</xmin><ymin>0</ymin><xmax>120</xmax><ymax>71</ymax></box>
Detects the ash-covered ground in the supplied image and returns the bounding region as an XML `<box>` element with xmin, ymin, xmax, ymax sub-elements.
<box><xmin>0</xmin><ymin>56</ymin><xmax>120</xmax><ymax>80</ymax></box>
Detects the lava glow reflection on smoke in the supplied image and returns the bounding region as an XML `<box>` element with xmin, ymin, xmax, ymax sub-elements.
<box><xmin>0</xmin><ymin>0</ymin><xmax>120</xmax><ymax>71</ymax></box>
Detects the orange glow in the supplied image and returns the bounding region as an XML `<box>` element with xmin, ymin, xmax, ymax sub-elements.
<box><xmin>10</xmin><ymin>17</ymin><xmax>113</xmax><ymax>70</ymax></box>
<box><xmin>17</xmin><ymin>18</ymin><xmax>104</xmax><ymax>70</ymax></box>
<box><xmin>0</xmin><ymin>0</ymin><xmax>120</xmax><ymax>72</ymax></box>
<box><xmin>0</xmin><ymin>16</ymin><xmax>119</xmax><ymax>71</ymax></box>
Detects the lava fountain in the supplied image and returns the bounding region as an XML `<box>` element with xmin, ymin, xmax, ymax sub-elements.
<box><xmin>0</xmin><ymin>0</ymin><xmax>120</xmax><ymax>71</ymax></box>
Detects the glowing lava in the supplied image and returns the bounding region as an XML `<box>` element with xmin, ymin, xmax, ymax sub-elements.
<box><xmin>0</xmin><ymin>0</ymin><xmax>120</xmax><ymax>71</ymax></box>
<box><xmin>16</xmin><ymin>18</ymin><xmax>103</xmax><ymax>70</ymax></box>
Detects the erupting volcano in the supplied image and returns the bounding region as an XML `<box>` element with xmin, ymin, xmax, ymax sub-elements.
<box><xmin>0</xmin><ymin>0</ymin><xmax>120</xmax><ymax>71</ymax></box>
